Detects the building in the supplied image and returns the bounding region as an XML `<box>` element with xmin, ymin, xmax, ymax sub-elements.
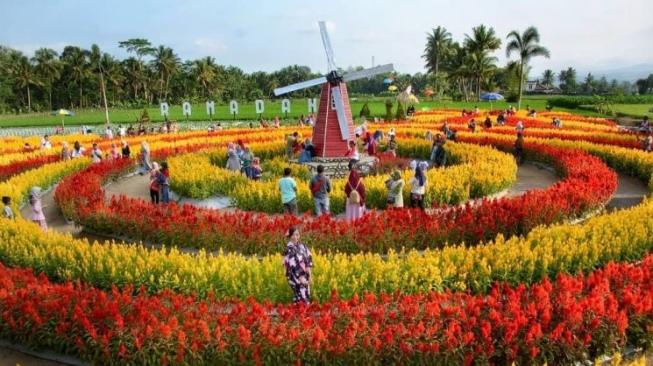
<box><xmin>524</xmin><ymin>79</ymin><xmax>561</xmax><ymax>94</ymax></box>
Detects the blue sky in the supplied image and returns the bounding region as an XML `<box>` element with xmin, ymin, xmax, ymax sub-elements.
<box><xmin>2</xmin><ymin>0</ymin><xmax>652</xmax><ymax>78</ymax></box>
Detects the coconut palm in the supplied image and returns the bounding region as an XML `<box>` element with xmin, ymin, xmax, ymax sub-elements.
<box><xmin>193</xmin><ymin>57</ymin><xmax>217</xmax><ymax>98</ymax></box>
<box><xmin>104</xmin><ymin>57</ymin><xmax>125</xmax><ymax>105</ymax></box>
<box><xmin>506</xmin><ymin>26</ymin><xmax>550</xmax><ymax>109</ymax></box>
<box><xmin>423</xmin><ymin>26</ymin><xmax>452</xmax><ymax>97</ymax></box>
<box><xmin>12</xmin><ymin>55</ymin><xmax>42</xmax><ymax>111</ymax></box>
<box><xmin>123</xmin><ymin>57</ymin><xmax>147</xmax><ymax>100</ymax></box>
<box><xmin>32</xmin><ymin>48</ymin><xmax>61</xmax><ymax>109</ymax></box>
<box><xmin>90</xmin><ymin>44</ymin><xmax>110</xmax><ymax>123</ymax></box>
<box><xmin>62</xmin><ymin>46</ymin><xmax>91</xmax><ymax>108</ymax></box>
<box><xmin>464</xmin><ymin>25</ymin><xmax>501</xmax><ymax>99</ymax></box>
<box><xmin>151</xmin><ymin>46</ymin><xmax>180</xmax><ymax>101</ymax></box>
<box><xmin>542</xmin><ymin>69</ymin><xmax>555</xmax><ymax>87</ymax></box>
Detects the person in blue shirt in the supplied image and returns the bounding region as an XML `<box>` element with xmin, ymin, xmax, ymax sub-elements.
<box><xmin>278</xmin><ymin>167</ymin><xmax>298</xmax><ymax>215</ymax></box>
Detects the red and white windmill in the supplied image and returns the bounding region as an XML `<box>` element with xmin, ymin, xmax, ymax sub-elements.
<box><xmin>274</xmin><ymin>21</ymin><xmax>394</xmax><ymax>157</ymax></box>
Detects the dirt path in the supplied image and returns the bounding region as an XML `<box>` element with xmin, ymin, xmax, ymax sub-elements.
<box><xmin>505</xmin><ymin>163</ymin><xmax>558</xmax><ymax>197</ymax></box>
<box><xmin>607</xmin><ymin>174</ymin><xmax>649</xmax><ymax>211</ymax></box>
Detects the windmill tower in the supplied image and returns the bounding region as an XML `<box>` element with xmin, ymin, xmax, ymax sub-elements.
<box><xmin>274</xmin><ymin>21</ymin><xmax>393</xmax><ymax>157</ymax></box>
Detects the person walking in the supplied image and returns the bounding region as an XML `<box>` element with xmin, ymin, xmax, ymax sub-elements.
<box><xmin>386</xmin><ymin>133</ymin><xmax>398</xmax><ymax>157</ymax></box>
<box><xmin>345</xmin><ymin>169</ymin><xmax>366</xmax><ymax>222</ymax></box>
<box><xmin>514</xmin><ymin>132</ymin><xmax>525</xmax><ymax>165</ymax></box>
<box><xmin>385</xmin><ymin>170</ymin><xmax>405</xmax><ymax>208</ymax></box>
<box><xmin>91</xmin><ymin>143</ymin><xmax>103</xmax><ymax>163</ymax></box>
<box><xmin>430</xmin><ymin>134</ymin><xmax>447</xmax><ymax>168</ymax></box>
<box><xmin>240</xmin><ymin>146</ymin><xmax>254</xmax><ymax>177</ymax></box>
<box><xmin>157</xmin><ymin>161</ymin><xmax>171</xmax><ymax>204</ymax></box>
<box><xmin>282</xmin><ymin>226</ymin><xmax>313</xmax><ymax>304</ymax></box>
<box><xmin>71</xmin><ymin>141</ymin><xmax>85</xmax><ymax>158</ymax></box>
<box><xmin>279</xmin><ymin>167</ymin><xmax>298</xmax><ymax>215</ymax></box>
<box><xmin>149</xmin><ymin>162</ymin><xmax>160</xmax><ymax>204</ymax></box>
<box><xmin>309</xmin><ymin>165</ymin><xmax>331</xmax><ymax>216</ymax></box>
<box><xmin>409</xmin><ymin>165</ymin><xmax>427</xmax><ymax>210</ymax></box>
<box><xmin>250</xmin><ymin>158</ymin><xmax>263</xmax><ymax>180</ymax></box>
<box><xmin>226</xmin><ymin>143</ymin><xmax>241</xmax><ymax>172</ymax></box>
<box><xmin>121</xmin><ymin>141</ymin><xmax>131</xmax><ymax>159</ymax></box>
<box><xmin>140</xmin><ymin>141</ymin><xmax>152</xmax><ymax>173</ymax></box>
<box><xmin>29</xmin><ymin>186</ymin><xmax>47</xmax><ymax>231</ymax></box>
<box><xmin>345</xmin><ymin>140</ymin><xmax>360</xmax><ymax>170</ymax></box>
<box><xmin>60</xmin><ymin>142</ymin><xmax>70</xmax><ymax>161</ymax></box>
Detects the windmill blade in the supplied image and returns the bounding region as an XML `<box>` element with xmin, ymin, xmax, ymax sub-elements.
<box><xmin>331</xmin><ymin>86</ymin><xmax>351</xmax><ymax>140</ymax></box>
<box><xmin>319</xmin><ymin>21</ymin><xmax>337</xmax><ymax>71</ymax></box>
<box><xmin>343</xmin><ymin>64</ymin><xmax>394</xmax><ymax>82</ymax></box>
<box><xmin>273</xmin><ymin>76</ymin><xmax>327</xmax><ymax>96</ymax></box>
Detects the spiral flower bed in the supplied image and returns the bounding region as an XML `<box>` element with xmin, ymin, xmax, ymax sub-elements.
<box><xmin>0</xmin><ymin>109</ymin><xmax>651</xmax><ymax>364</ymax></box>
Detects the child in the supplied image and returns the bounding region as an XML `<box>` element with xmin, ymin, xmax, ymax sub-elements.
<box><xmin>250</xmin><ymin>158</ymin><xmax>262</xmax><ymax>180</ymax></box>
<box><xmin>29</xmin><ymin>187</ymin><xmax>47</xmax><ymax>231</ymax></box>
<box><xmin>2</xmin><ymin>196</ymin><xmax>14</xmax><ymax>220</ymax></box>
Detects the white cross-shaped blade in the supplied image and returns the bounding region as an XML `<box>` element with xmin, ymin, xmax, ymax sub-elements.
<box><xmin>343</xmin><ymin>64</ymin><xmax>394</xmax><ymax>82</ymax></box>
<box><xmin>319</xmin><ymin>21</ymin><xmax>337</xmax><ymax>72</ymax></box>
<box><xmin>273</xmin><ymin>76</ymin><xmax>327</xmax><ymax>96</ymax></box>
<box><xmin>331</xmin><ymin>86</ymin><xmax>350</xmax><ymax>140</ymax></box>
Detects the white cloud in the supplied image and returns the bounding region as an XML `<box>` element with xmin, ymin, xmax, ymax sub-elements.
<box><xmin>193</xmin><ymin>38</ymin><xmax>228</xmax><ymax>54</ymax></box>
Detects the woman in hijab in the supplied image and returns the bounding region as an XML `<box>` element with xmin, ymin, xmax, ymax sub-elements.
<box><xmin>344</xmin><ymin>168</ymin><xmax>366</xmax><ymax>222</ymax></box>
<box><xmin>226</xmin><ymin>143</ymin><xmax>241</xmax><ymax>172</ymax></box>
<box><xmin>409</xmin><ymin>165</ymin><xmax>427</xmax><ymax>210</ymax></box>
<box><xmin>29</xmin><ymin>186</ymin><xmax>47</xmax><ymax>231</ymax></box>
<box><xmin>385</xmin><ymin>170</ymin><xmax>405</xmax><ymax>208</ymax></box>
<box><xmin>140</xmin><ymin>141</ymin><xmax>152</xmax><ymax>173</ymax></box>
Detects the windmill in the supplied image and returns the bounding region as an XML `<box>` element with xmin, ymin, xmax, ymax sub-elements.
<box><xmin>274</xmin><ymin>21</ymin><xmax>394</xmax><ymax>157</ymax></box>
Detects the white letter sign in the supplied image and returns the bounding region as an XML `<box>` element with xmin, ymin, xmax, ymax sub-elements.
<box><xmin>160</xmin><ymin>102</ymin><xmax>169</xmax><ymax>117</ymax></box>
<box><xmin>229</xmin><ymin>100</ymin><xmax>239</xmax><ymax>115</ymax></box>
<box><xmin>206</xmin><ymin>101</ymin><xmax>215</xmax><ymax>115</ymax></box>
<box><xmin>255</xmin><ymin>99</ymin><xmax>265</xmax><ymax>114</ymax></box>
<box><xmin>307</xmin><ymin>98</ymin><xmax>317</xmax><ymax>113</ymax></box>
<box><xmin>281</xmin><ymin>99</ymin><xmax>291</xmax><ymax>113</ymax></box>
<box><xmin>182</xmin><ymin>102</ymin><xmax>192</xmax><ymax>116</ymax></box>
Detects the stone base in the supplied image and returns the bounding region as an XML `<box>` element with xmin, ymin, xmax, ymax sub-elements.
<box><xmin>290</xmin><ymin>155</ymin><xmax>379</xmax><ymax>178</ymax></box>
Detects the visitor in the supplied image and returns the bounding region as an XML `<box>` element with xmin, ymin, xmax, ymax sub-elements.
<box><xmin>430</xmin><ymin>134</ymin><xmax>447</xmax><ymax>168</ymax></box>
<box><xmin>60</xmin><ymin>142</ymin><xmax>70</xmax><ymax>161</ymax></box>
<box><xmin>249</xmin><ymin>121</ymin><xmax>254</xmax><ymax>129</ymax></box>
<box><xmin>279</xmin><ymin>167</ymin><xmax>298</xmax><ymax>215</ymax></box>
<box><xmin>109</xmin><ymin>143</ymin><xmax>120</xmax><ymax>160</ymax></box>
<box><xmin>149</xmin><ymin>162</ymin><xmax>160</xmax><ymax>204</ymax></box>
<box><xmin>226</xmin><ymin>143</ymin><xmax>241</xmax><ymax>172</ymax></box>
<box><xmin>528</xmin><ymin>109</ymin><xmax>537</xmax><ymax>117</ymax></box>
<box><xmin>29</xmin><ymin>186</ymin><xmax>47</xmax><ymax>231</ymax></box>
<box><xmin>23</xmin><ymin>143</ymin><xmax>32</xmax><ymax>152</ymax></box>
<box><xmin>286</xmin><ymin>132</ymin><xmax>299</xmax><ymax>159</ymax></box>
<box><xmin>641</xmin><ymin>134</ymin><xmax>653</xmax><ymax>152</ymax></box>
<box><xmin>2</xmin><ymin>196</ymin><xmax>14</xmax><ymax>220</ymax></box>
<box><xmin>385</xmin><ymin>170</ymin><xmax>405</xmax><ymax>208</ymax></box>
<box><xmin>40</xmin><ymin>135</ymin><xmax>52</xmax><ymax>150</ymax></box>
<box><xmin>345</xmin><ymin>140</ymin><xmax>360</xmax><ymax>170</ymax></box>
<box><xmin>640</xmin><ymin>116</ymin><xmax>650</xmax><ymax>133</ymax></box>
<box><xmin>310</xmin><ymin>164</ymin><xmax>331</xmax><ymax>216</ymax></box>
<box><xmin>386</xmin><ymin>133</ymin><xmax>398</xmax><ymax>157</ymax></box>
<box><xmin>118</xmin><ymin>125</ymin><xmax>126</xmax><ymax>138</ymax></box>
<box><xmin>216</xmin><ymin>122</ymin><xmax>222</xmax><ymax>131</ymax></box>
<box><xmin>157</xmin><ymin>161</ymin><xmax>171</xmax><ymax>204</ymax></box>
<box><xmin>355</xmin><ymin>122</ymin><xmax>367</xmax><ymax>138</ymax></box>
<box><xmin>484</xmin><ymin>116</ymin><xmax>492</xmax><ymax>129</ymax></box>
<box><xmin>308</xmin><ymin>114</ymin><xmax>316</xmax><ymax>127</ymax></box>
<box><xmin>468</xmin><ymin>119</ymin><xmax>477</xmax><ymax>133</ymax></box>
<box><xmin>298</xmin><ymin>114</ymin><xmax>305</xmax><ymax>127</ymax></box>
<box><xmin>515</xmin><ymin>120</ymin><xmax>525</xmax><ymax>134</ymax></box>
<box><xmin>260</xmin><ymin>119</ymin><xmax>269</xmax><ymax>128</ymax></box>
<box><xmin>514</xmin><ymin>132</ymin><xmax>525</xmax><ymax>165</ymax></box>
<box><xmin>236</xmin><ymin>140</ymin><xmax>246</xmax><ymax>159</ymax></box>
<box><xmin>473</xmin><ymin>106</ymin><xmax>479</xmax><ymax>114</ymax></box>
<box><xmin>364</xmin><ymin>132</ymin><xmax>377</xmax><ymax>156</ymax></box>
<box><xmin>71</xmin><ymin>141</ymin><xmax>85</xmax><ymax>159</ymax></box>
<box><xmin>140</xmin><ymin>141</ymin><xmax>152</xmax><ymax>173</ymax></box>
<box><xmin>407</xmin><ymin>105</ymin><xmax>416</xmax><ymax>116</ymax></box>
<box><xmin>298</xmin><ymin>138</ymin><xmax>316</xmax><ymax>163</ymax></box>
<box><xmin>442</xmin><ymin>121</ymin><xmax>451</xmax><ymax>135</ymax></box>
<box><xmin>409</xmin><ymin>165</ymin><xmax>427</xmax><ymax>210</ymax></box>
<box><xmin>250</xmin><ymin>158</ymin><xmax>262</xmax><ymax>180</ymax></box>
<box><xmin>344</xmin><ymin>168</ymin><xmax>366</xmax><ymax>222</ymax></box>
<box><xmin>425</xmin><ymin>130</ymin><xmax>434</xmax><ymax>141</ymax></box>
<box><xmin>497</xmin><ymin>112</ymin><xmax>506</xmax><ymax>126</ymax></box>
<box><xmin>282</xmin><ymin>226</ymin><xmax>313</xmax><ymax>304</ymax></box>
<box><xmin>127</xmin><ymin>125</ymin><xmax>135</xmax><ymax>136</ymax></box>
<box><xmin>121</xmin><ymin>141</ymin><xmax>131</xmax><ymax>159</ymax></box>
<box><xmin>91</xmin><ymin>143</ymin><xmax>103</xmax><ymax>163</ymax></box>
<box><xmin>105</xmin><ymin>125</ymin><xmax>113</xmax><ymax>139</ymax></box>
<box><xmin>373</xmin><ymin>130</ymin><xmax>384</xmax><ymax>143</ymax></box>
<box><xmin>240</xmin><ymin>146</ymin><xmax>254</xmax><ymax>178</ymax></box>
<box><xmin>273</xmin><ymin>116</ymin><xmax>280</xmax><ymax>128</ymax></box>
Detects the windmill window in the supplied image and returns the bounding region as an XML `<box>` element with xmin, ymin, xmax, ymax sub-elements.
<box><xmin>330</xmin><ymin>93</ymin><xmax>336</xmax><ymax>110</ymax></box>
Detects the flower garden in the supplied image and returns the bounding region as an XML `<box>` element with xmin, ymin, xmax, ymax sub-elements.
<box><xmin>0</xmin><ymin>109</ymin><xmax>652</xmax><ymax>365</ymax></box>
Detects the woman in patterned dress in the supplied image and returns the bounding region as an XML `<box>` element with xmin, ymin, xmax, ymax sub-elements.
<box><xmin>282</xmin><ymin>227</ymin><xmax>313</xmax><ymax>304</ymax></box>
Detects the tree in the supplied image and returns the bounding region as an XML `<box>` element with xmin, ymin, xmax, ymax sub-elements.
<box><xmin>359</xmin><ymin>102</ymin><xmax>371</xmax><ymax>118</ymax></box>
<box><xmin>62</xmin><ymin>46</ymin><xmax>91</xmax><ymax>108</ymax></box>
<box><xmin>635</xmin><ymin>74</ymin><xmax>653</xmax><ymax>94</ymax></box>
<box><xmin>583</xmin><ymin>73</ymin><xmax>595</xmax><ymax>94</ymax></box>
<box><xmin>541</xmin><ymin>69</ymin><xmax>555</xmax><ymax>87</ymax></box>
<box><xmin>90</xmin><ymin>44</ymin><xmax>110</xmax><ymax>123</ymax></box>
<box><xmin>193</xmin><ymin>57</ymin><xmax>218</xmax><ymax>98</ymax></box>
<box><xmin>11</xmin><ymin>55</ymin><xmax>42</xmax><ymax>111</ymax></box>
<box><xmin>32</xmin><ymin>48</ymin><xmax>61</xmax><ymax>109</ymax></box>
<box><xmin>559</xmin><ymin>67</ymin><xmax>577</xmax><ymax>94</ymax></box>
<box><xmin>505</xmin><ymin>26</ymin><xmax>550</xmax><ymax>109</ymax></box>
<box><xmin>151</xmin><ymin>45</ymin><xmax>180</xmax><ymax>101</ymax></box>
<box><xmin>118</xmin><ymin>39</ymin><xmax>155</xmax><ymax>61</ymax></box>
<box><xmin>464</xmin><ymin>25</ymin><xmax>501</xmax><ymax>100</ymax></box>
<box><xmin>423</xmin><ymin>26</ymin><xmax>452</xmax><ymax>97</ymax></box>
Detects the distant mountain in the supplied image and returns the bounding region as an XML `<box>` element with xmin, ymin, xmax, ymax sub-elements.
<box><xmin>579</xmin><ymin>63</ymin><xmax>653</xmax><ymax>82</ymax></box>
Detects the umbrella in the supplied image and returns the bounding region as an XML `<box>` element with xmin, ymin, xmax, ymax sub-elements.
<box><xmin>51</xmin><ymin>109</ymin><xmax>74</xmax><ymax>128</ymax></box>
<box><xmin>383</xmin><ymin>77</ymin><xmax>394</xmax><ymax>84</ymax></box>
<box><xmin>479</xmin><ymin>93</ymin><xmax>504</xmax><ymax>110</ymax></box>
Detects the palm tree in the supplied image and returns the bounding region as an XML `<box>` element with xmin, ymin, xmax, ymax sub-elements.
<box><xmin>505</xmin><ymin>26</ymin><xmax>550</xmax><ymax>109</ymax></box>
<box><xmin>193</xmin><ymin>57</ymin><xmax>217</xmax><ymax>98</ymax></box>
<box><xmin>123</xmin><ymin>57</ymin><xmax>147</xmax><ymax>100</ymax></box>
<box><xmin>12</xmin><ymin>55</ymin><xmax>42</xmax><ymax>111</ymax></box>
<box><xmin>104</xmin><ymin>58</ymin><xmax>125</xmax><ymax>105</ymax></box>
<box><xmin>90</xmin><ymin>44</ymin><xmax>110</xmax><ymax>123</ymax></box>
<box><xmin>464</xmin><ymin>25</ymin><xmax>501</xmax><ymax>99</ymax></box>
<box><xmin>62</xmin><ymin>47</ymin><xmax>91</xmax><ymax>108</ymax></box>
<box><xmin>32</xmin><ymin>48</ymin><xmax>61</xmax><ymax>109</ymax></box>
<box><xmin>541</xmin><ymin>69</ymin><xmax>555</xmax><ymax>87</ymax></box>
<box><xmin>423</xmin><ymin>26</ymin><xmax>452</xmax><ymax>97</ymax></box>
<box><xmin>151</xmin><ymin>46</ymin><xmax>180</xmax><ymax>101</ymax></box>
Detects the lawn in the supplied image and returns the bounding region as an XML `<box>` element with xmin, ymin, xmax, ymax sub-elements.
<box><xmin>0</xmin><ymin>97</ymin><xmax>597</xmax><ymax>128</ymax></box>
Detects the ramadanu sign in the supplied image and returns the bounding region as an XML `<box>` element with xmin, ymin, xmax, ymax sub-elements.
<box><xmin>160</xmin><ymin>99</ymin><xmax>318</xmax><ymax>118</ymax></box>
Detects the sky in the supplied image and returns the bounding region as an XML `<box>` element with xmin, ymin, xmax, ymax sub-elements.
<box><xmin>2</xmin><ymin>0</ymin><xmax>652</xmax><ymax>80</ymax></box>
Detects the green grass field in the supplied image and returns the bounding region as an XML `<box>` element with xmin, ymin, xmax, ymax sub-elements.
<box><xmin>0</xmin><ymin>97</ymin><xmax>624</xmax><ymax>128</ymax></box>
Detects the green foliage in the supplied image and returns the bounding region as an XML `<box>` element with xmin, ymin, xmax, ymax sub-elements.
<box><xmin>384</xmin><ymin>99</ymin><xmax>393</xmax><ymax>121</ymax></box>
<box><xmin>359</xmin><ymin>102</ymin><xmax>371</xmax><ymax>118</ymax></box>
<box><xmin>395</xmin><ymin>102</ymin><xmax>405</xmax><ymax>120</ymax></box>
<box><xmin>548</xmin><ymin>95</ymin><xmax>653</xmax><ymax>109</ymax></box>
